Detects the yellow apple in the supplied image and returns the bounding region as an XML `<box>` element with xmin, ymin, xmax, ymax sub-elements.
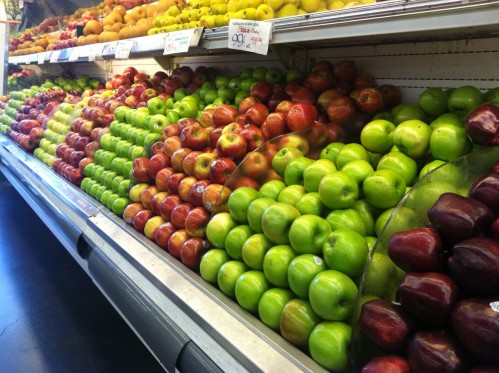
<box><xmin>256</xmin><ymin>3</ymin><xmax>275</xmax><ymax>19</ymax></box>
<box><xmin>344</xmin><ymin>1</ymin><xmax>361</xmax><ymax>7</ymax></box>
<box><xmin>201</xmin><ymin>0</ymin><xmax>211</xmax><ymax>6</ymax></box>
<box><xmin>264</xmin><ymin>0</ymin><xmax>283</xmax><ymax>11</ymax></box>
<box><xmin>277</xmin><ymin>3</ymin><xmax>298</xmax><ymax>16</ymax></box>
<box><xmin>283</xmin><ymin>0</ymin><xmax>299</xmax><ymax>5</ymax></box>
<box><xmin>189</xmin><ymin>9</ymin><xmax>200</xmax><ymax>20</ymax></box>
<box><xmin>319</xmin><ymin>0</ymin><xmax>327</xmax><ymax>10</ymax></box>
<box><xmin>300</xmin><ymin>0</ymin><xmax>320</xmax><ymax>12</ymax></box>
<box><xmin>167</xmin><ymin>5</ymin><xmax>182</xmax><ymax>16</ymax></box>
<box><xmin>189</xmin><ymin>0</ymin><xmax>203</xmax><ymax>8</ymax></box>
<box><xmin>212</xmin><ymin>3</ymin><xmax>228</xmax><ymax>14</ymax></box>
<box><xmin>235</xmin><ymin>7</ymin><xmax>257</xmax><ymax>19</ymax></box>
<box><xmin>210</xmin><ymin>0</ymin><xmax>227</xmax><ymax>5</ymax></box>
<box><xmin>360</xmin><ymin>0</ymin><xmax>376</xmax><ymax>3</ymax></box>
<box><xmin>180</xmin><ymin>9</ymin><xmax>191</xmax><ymax>22</ymax></box>
<box><xmin>327</xmin><ymin>0</ymin><xmax>345</xmax><ymax>9</ymax></box>
<box><xmin>227</xmin><ymin>0</ymin><xmax>239</xmax><ymax>12</ymax></box>
<box><xmin>198</xmin><ymin>6</ymin><xmax>212</xmax><ymax>16</ymax></box>
<box><xmin>237</xmin><ymin>0</ymin><xmax>250</xmax><ymax>10</ymax></box>
<box><xmin>297</xmin><ymin>8</ymin><xmax>306</xmax><ymax>14</ymax></box>
<box><xmin>248</xmin><ymin>0</ymin><xmax>264</xmax><ymax>8</ymax></box>
<box><xmin>215</xmin><ymin>14</ymin><xmax>227</xmax><ymax>26</ymax></box>
<box><xmin>224</xmin><ymin>11</ymin><xmax>236</xmax><ymax>23</ymax></box>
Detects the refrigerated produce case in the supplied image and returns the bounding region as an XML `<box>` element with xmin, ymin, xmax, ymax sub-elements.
<box><xmin>1</xmin><ymin>1</ymin><xmax>499</xmax><ymax>371</ymax></box>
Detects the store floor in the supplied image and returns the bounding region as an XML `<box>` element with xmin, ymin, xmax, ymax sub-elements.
<box><xmin>0</xmin><ymin>176</ymin><xmax>165</xmax><ymax>373</ymax></box>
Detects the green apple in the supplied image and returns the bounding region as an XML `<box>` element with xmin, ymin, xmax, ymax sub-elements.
<box><xmin>303</xmin><ymin>158</ymin><xmax>337</xmax><ymax>193</ymax></box>
<box><xmin>284</xmin><ymin>156</ymin><xmax>314</xmax><ymax>186</ymax></box>
<box><xmin>319</xmin><ymin>171</ymin><xmax>359</xmax><ymax>210</ymax></box>
<box><xmin>228</xmin><ymin>187</ymin><xmax>261</xmax><ymax>223</ymax></box>
<box><xmin>178</xmin><ymin>98</ymin><xmax>199</xmax><ymax>118</ymax></box>
<box><xmin>265</xmin><ymin>67</ymin><xmax>284</xmax><ymax>84</ymax></box>
<box><xmin>429</xmin><ymin>123</ymin><xmax>471</xmax><ymax>161</ymax></box>
<box><xmin>261</xmin><ymin>202</ymin><xmax>301</xmax><ymax>244</ymax></box>
<box><xmin>429</xmin><ymin>112</ymin><xmax>463</xmax><ymax>130</ymax></box>
<box><xmin>148</xmin><ymin>114</ymin><xmax>170</xmax><ymax>134</ymax></box>
<box><xmin>352</xmin><ymin>199</ymin><xmax>381</xmax><ymax>237</ymax></box>
<box><xmin>235</xmin><ymin>270</ymin><xmax>270</xmax><ymax>313</ymax></box>
<box><xmin>252</xmin><ymin>66</ymin><xmax>268</xmax><ymax>81</ymax></box>
<box><xmin>320</xmin><ymin>142</ymin><xmax>345</xmax><ymax>164</ymax></box>
<box><xmin>404</xmin><ymin>181</ymin><xmax>459</xmax><ymax>215</ymax></box>
<box><xmin>362</xmin><ymin>252</ymin><xmax>405</xmax><ymax>300</ymax></box>
<box><xmin>374</xmin><ymin>206</ymin><xmax>420</xmax><ymax>248</ymax></box>
<box><xmin>217</xmin><ymin>261</ymin><xmax>248</xmax><ymax>298</ymax></box>
<box><xmin>258</xmin><ymin>288</ymin><xmax>294</xmax><ymax>330</ymax></box>
<box><xmin>287</xmin><ymin>254</ymin><xmax>326</xmax><ymax>299</ymax></box>
<box><xmin>272</xmin><ymin>147</ymin><xmax>304</xmax><ymax>177</ymax></box>
<box><xmin>322</xmin><ymin>229</ymin><xmax>369</xmax><ymax>277</ymax></box>
<box><xmin>225</xmin><ymin>225</ymin><xmax>254</xmax><ymax>260</ymax></box>
<box><xmin>376</xmin><ymin>151</ymin><xmax>418</xmax><ymax>186</ymax></box>
<box><xmin>263</xmin><ymin>245</ymin><xmax>296</xmax><ymax>288</ymax></box>
<box><xmin>239</xmin><ymin>67</ymin><xmax>254</xmax><ymax>79</ymax></box>
<box><xmin>325</xmin><ymin>209</ymin><xmax>367</xmax><ymax>236</ymax></box>
<box><xmin>393</xmin><ymin>119</ymin><xmax>432</xmax><ymax>159</ymax></box>
<box><xmin>215</xmin><ymin>75</ymin><xmax>230</xmax><ymax>89</ymax></box>
<box><xmin>308</xmin><ymin>321</ymin><xmax>352</xmax><ymax>371</ymax></box>
<box><xmin>114</xmin><ymin>106</ymin><xmax>131</xmax><ymax>123</ymax></box>
<box><xmin>279</xmin><ymin>299</ymin><xmax>321</xmax><ymax>348</ymax></box>
<box><xmin>360</xmin><ymin>119</ymin><xmax>397</xmax><ymax>154</ymax></box>
<box><xmin>288</xmin><ymin>215</ymin><xmax>331</xmax><ymax>255</ymax></box>
<box><xmin>363</xmin><ymin>169</ymin><xmax>406</xmax><ymax>209</ymax></box>
<box><xmin>241</xmin><ymin>233</ymin><xmax>273</xmax><ymax>270</ymax></box>
<box><xmin>240</xmin><ymin>78</ymin><xmax>257</xmax><ymax>92</ymax></box>
<box><xmin>309</xmin><ymin>270</ymin><xmax>358</xmax><ymax>321</ymax></box>
<box><xmin>258</xmin><ymin>179</ymin><xmax>286</xmax><ymax>200</ymax></box>
<box><xmin>391</xmin><ymin>104</ymin><xmax>427</xmax><ymax>125</ymax></box>
<box><xmin>200</xmin><ymin>249</ymin><xmax>230</xmax><ymax>284</ymax></box>
<box><xmin>277</xmin><ymin>185</ymin><xmax>306</xmax><ymax>206</ymax></box>
<box><xmin>447</xmin><ymin>85</ymin><xmax>483</xmax><ymax>119</ymax></box>
<box><xmin>247</xmin><ymin>197</ymin><xmax>276</xmax><ymax>233</ymax></box>
<box><xmin>418</xmin><ymin>159</ymin><xmax>464</xmax><ymax>185</ymax></box>
<box><xmin>147</xmin><ymin>97</ymin><xmax>168</xmax><ymax>115</ymax></box>
<box><xmin>295</xmin><ymin>192</ymin><xmax>324</xmax><ymax>216</ymax></box>
<box><xmin>418</xmin><ymin>87</ymin><xmax>448</xmax><ymax>119</ymax></box>
<box><xmin>335</xmin><ymin>143</ymin><xmax>371</xmax><ymax>170</ymax></box>
<box><xmin>340</xmin><ymin>159</ymin><xmax>374</xmax><ymax>186</ymax></box>
<box><xmin>206</xmin><ymin>212</ymin><xmax>237</xmax><ymax>248</ymax></box>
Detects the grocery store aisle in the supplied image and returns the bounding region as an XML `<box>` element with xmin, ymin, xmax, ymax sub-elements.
<box><xmin>0</xmin><ymin>175</ymin><xmax>165</xmax><ymax>373</ymax></box>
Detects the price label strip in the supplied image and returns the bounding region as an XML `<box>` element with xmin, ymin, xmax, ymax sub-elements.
<box><xmin>228</xmin><ymin>19</ymin><xmax>273</xmax><ymax>55</ymax></box>
<box><xmin>163</xmin><ymin>27</ymin><xmax>203</xmax><ymax>55</ymax></box>
<box><xmin>38</xmin><ymin>52</ymin><xmax>46</xmax><ymax>64</ymax></box>
<box><xmin>69</xmin><ymin>48</ymin><xmax>79</xmax><ymax>62</ymax></box>
<box><xmin>115</xmin><ymin>40</ymin><xmax>135</xmax><ymax>59</ymax></box>
<box><xmin>58</xmin><ymin>48</ymin><xmax>71</xmax><ymax>61</ymax></box>
<box><xmin>50</xmin><ymin>50</ymin><xmax>61</xmax><ymax>63</ymax></box>
<box><xmin>101</xmin><ymin>42</ymin><xmax>118</xmax><ymax>58</ymax></box>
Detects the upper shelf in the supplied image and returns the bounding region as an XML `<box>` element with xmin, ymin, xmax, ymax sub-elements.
<box><xmin>8</xmin><ymin>0</ymin><xmax>499</xmax><ymax>65</ymax></box>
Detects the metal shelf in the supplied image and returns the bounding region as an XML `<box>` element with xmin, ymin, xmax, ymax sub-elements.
<box><xmin>0</xmin><ymin>135</ymin><xmax>326</xmax><ymax>372</ymax></box>
<box><xmin>8</xmin><ymin>0</ymin><xmax>499</xmax><ymax>65</ymax></box>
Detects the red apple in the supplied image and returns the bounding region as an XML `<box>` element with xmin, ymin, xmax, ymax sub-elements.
<box><xmin>291</xmin><ymin>86</ymin><xmax>318</xmax><ymax>105</ymax></box>
<box><xmin>334</xmin><ymin>60</ymin><xmax>358</xmax><ymax>82</ymax></box>
<box><xmin>212</xmin><ymin>105</ymin><xmax>239</xmax><ymax>127</ymax></box>
<box><xmin>194</xmin><ymin>152</ymin><xmax>218</xmax><ymax>180</ymax></box>
<box><xmin>132</xmin><ymin>157</ymin><xmax>152</xmax><ymax>183</ymax></box>
<box><xmin>189</xmin><ymin>179</ymin><xmax>211</xmax><ymax>207</ymax></box>
<box><xmin>245</xmin><ymin>103</ymin><xmax>269</xmax><ymax>127</ymax></box>
<box><xmin>132</xmin><ymin>209</ymin><xmax>154</xmax><ymax>232</ymax></box>
<box><xmin>287</xmin><ymin>103</ymin><xmax>318</xmax><ymax>132</ymax></box>
<box><xmin>178</xmin><ymin>176</ymin><xmax>198</xmax><ymax>202</ymax></box>
<box><xmin>216</xmin><ymin>132</ymin><xmax>248</xmax><ymax>160</ymax></box>
<box><xmin>209</xmin><ymin>157</ymin><xmax>237</xmax><ymax>184</ymax></box>
<box><xmin>239</xmin><ymin>151</ymin><xmax>268</xmax><ymax>181</ymax></box>
<box><xmin>261</xmin><ymin>112</ymin><xmax>288</xmax><ymax>140</ymax></box>
<box><xmin>250</xmin><ymin>81</ymin><xmax>274</xmax><ymax>104</ymax></box>
<box><xmin>238</xmin><ymin>96</ymin><xmax>260</xmax><ymax>115</ymax></box>
<box><xmin>353</xmin><ymin>87</ymin><xmax>384</xmax><ymax>114</ymax></box>
<box><xmin>168</xmin><ymin>228</ymin><xmax>190</xmax><ymax>259</ymax></box>
<box><xmin>171</xmin><ymin>148</ymin><xmax>193</xmax><ymax>172</ymax></box>
<box><xmin>166</xmin><ymin>172</ymin><xmax>186</xmax><ymax>195</ymax></box>
<box><xmin>155</xmin><ymin>167</ymin><xmax>175</xmax><ymax>191</ymax></box>
<box><xmin>181</xmin><ymin>150</ymin><xmax>203</xmax><ymax>176</ymax></box>
<box><xmin>170</xmin><ymin>202</ymin><xmax>194</xmax><ymax>228</ymax></box>
<box><xmin>180</xmin><ymin>237</ymin><xmax>206</xmax><ymax>271</ymax></box>
<box><xmin>147</xmin><ymin>153</ymin><xmax>171</xmax><ymax>179</ymax></box>
<box><xmin>202</xmin><ymin>183</ymin><xmax>231</xmax><ymax>214</ymax></box>
<box><xmin>181</xmin><ymin>124</ymin><xmax>209</xmax><ymax>150</ymax></box>
<box><xmin>159</xmin><ymin>194</ymin><xmax>182</xmax><ymax>221</ymax></box>
<box><xmin>185</xmin><ymin>207</ymin><xmax>211</xmax><ymax>237</ymax></box>
<box><xmin>326</xmin><ymin>96</ymin><xmax>357</xmax><ymax>122</ymax></box>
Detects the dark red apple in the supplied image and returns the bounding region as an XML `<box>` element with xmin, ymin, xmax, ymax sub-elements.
<box><xmin>427</xmin><ymin>193</ymin><xmax>495</xmax><ymax>246</ymax></box>
<box><xmin>388</xmin><ymin>228</ymin><xmax>443</xmax><ymax>272</ymax></box>
<box><xmin>407</xmin><ymin>330</ymin><xmax>468</xmax><ymax>373</ymax></box>
<box><xmin>334</xmin><ymin>60</ymin><xmax>358</xmax><ymax>82</ymax></box>
<box><xmin>147</xmin><ymin>153</ymin><xmax>171</xmax><ymax>179</ymax></box>
<box><xmin>358</xmin><ymin>299</ymin><xmax>415</xmax><ymax>354</ymax></box>
<box><xmin>180</xmin><ymin>237</ymin><xmax>206</xmax><ymax>271</ymax></box>
<box><xmin>464</xmin><ymin>104</ymin><xmax>499</xmax><ymax>146</ymax></box>
<box><xmin>327</xmin><ymin>96</ymin><xmax>357</xmax><ymax>122</ymax></box>
<box><xmin>378</xmin><ymin>84</ymin><xmax>402</xmax><ymax>108</ymax></box>
<box><xmin>287</xmin><ymin>103</ymin><xmax>318</xmax><ymax>132</ymax></box>
<box><xmin>361</xmin><ymin>355</ymin><xmax>410</xmax><ymax>373</ymax></box>
<box><xmin>170</xmin><ymin>202</ymin><xmax>194</xmax><ymax>228</ymax></box>
<box><xmin>167</xmin><ymin>228</ymin><xmax>190</xmax><ymax>259</ymax></box>
<box><xmin>216</xmin><ymin>132</ymin><xmax>248</xmax><ymax>160</ymax></box>
<box><xmin>184</xmin><ymin>207</ymin><xmax>211</xmax><ymax>237</ymax></box>
<box><xmin>353</xmin><ymin>87</ymin><xmax>384</xmax><ymax>114</ymax></box>
<box><xmin>132</xmin><ymin>157</ymin><xmax>152</xmax><ymax>183</ymax></box>
<box><xmin>250</xmin><ymin>81</ymin><xmax>274</xmax><ymax>104</ymax></box>
<box><xmin>397</xmin><ymin>272</ymin><xmax>459</xmax><ymax>324</ymax></box>
<box><xmin>209</xmin><ymin>157</ymin><xmax>237</xmax><ymax>185</ymax></box>
<box><xmin>180</xmin><ymin>124</ymin><xmax>209</xmax><ymax>150</ymax></box>
<box><xmin>468</xmin><ymin>172</ymin><xmax>499</xmax><ymax>215</ymax></box>
<box><xmin>159</xmin><ymin>194</ymin><xmax>182</xmax><ymax>221</ymax></box>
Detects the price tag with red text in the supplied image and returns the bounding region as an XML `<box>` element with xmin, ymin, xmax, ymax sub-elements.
<box><xmin>162</xmin><ymin>27</ymin><xmax>203</xmax><ymax>55</ymax></box>
<box><xmin>228</xmin><ymin>19</ymin><xmax>272</xmax><ymax>55</ymax></box>
<box><xmin>115</xmin><ymin>40</ymin><xmax>135</xmax><ymax>59</ymax></box>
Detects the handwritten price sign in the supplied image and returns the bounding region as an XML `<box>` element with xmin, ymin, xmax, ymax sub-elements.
<box><xmin>228</xmin><ymin>19</ymin><xmax>272</xmax><ymax>55</ymax></box>
<box><xmin>163</xmin><ymin>28</ymin><xmax>202</xmax><ymax>55</ymax></box>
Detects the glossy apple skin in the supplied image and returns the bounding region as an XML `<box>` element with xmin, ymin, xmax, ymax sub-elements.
<box><xmin>464</xmin><ymin>104</ymin><xmax>499</xmax><ymax>146</ymax></box>
<box><xmin>452</xmin><ymin>298</ymin><xmax>499</xmax><ymax>365</ymax></box>
<box><xmin>427</xmin><ymin>193</ymin><xmax>495</xmax><ymax>246</ymax></box>
<box><xmin>397</xmin><ymin>272</ymin><xmax>459</xmax><ymax>325</ymax></box>
<box><xmin>407</xmin><ymin>330</ymin><xmax>468</xmax><ymax>373</ymax></box>
<box><xmin>180</xmin><ymin>237</ymin><xmax>206</xmax><ymax>271</ymax></box>
<box><xmin>388</xmin><ymin>228</ymin><xmax>443</xmax><ymax>272</ymax></box>
<box><xmin>448</xmin><ymin>238</ymin><xmax>499</xmax><ymax>296</ymax></box>
<box><xmin>361</xmin><ymin>355</ymin><xmax>410</xmax><ymax>373</ymax></box>
<box><xmin>468</xmin><ymin>172</ymin><xmax>499</xmax><ymax>215</ymax></box>
<box><xmin>358</xmin><ymin>299</ymin><xmax>415</xmax><ymax>354</ymax></box>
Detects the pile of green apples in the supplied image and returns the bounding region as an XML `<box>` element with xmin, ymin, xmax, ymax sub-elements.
<box><xmin>196</xmin><ymin>83</ymin><xmax>499</xmax><ymax>370</ymax></box>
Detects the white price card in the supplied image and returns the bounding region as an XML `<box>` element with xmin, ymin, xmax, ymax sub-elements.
<box><xmin>50</xmin><ymin>50</ymin><xmax>61</xmax><ymax>63</ymax></box>
<box><xmin>38</xmin><ymin>52</ymin><xmax>46</xmax><ymax>64</ymax></box>
<box><xmin>228</xmin><ymin>19</ymin><xmax>272</xmax><ymax>55</ymax></box>
<box><xmin>101</xmin><ymin>42</ymin><xmax>117</xmax><ymax>57</ymax></box>
<box><xmin>69</xmin><ymin>47</ymin><xmax>79</xmax><ymax>62</ymax></box>
<box><xmin>58</xmin><ymin>48</ymin><xmax>71</xmax><ymax>61</ymax></box>
<box><xmin>163</xmin><ymin>27</ymin><xmax>203</xmax><ymax>55</ymax></box>
<box><xmin>10</xmin><ymin>56</ymin><xmax>19</xmax><ymax>65</ymax></box>
<box><xmin>115</xmin><ymin>40</ymin><xmax>135</xmax><ymax>59</ymax></box>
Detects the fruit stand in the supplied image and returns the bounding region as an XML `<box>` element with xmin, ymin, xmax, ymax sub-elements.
<box><xmin>1</xmin><ymin>0</ymin><xmax>499</xmax><ymax>371</ymax></box>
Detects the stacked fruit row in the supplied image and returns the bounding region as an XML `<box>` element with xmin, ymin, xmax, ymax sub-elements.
<box><xmin>357</xmin><ymin>155</ymin><xmax>499</xmax><ymax>372</ymax></box>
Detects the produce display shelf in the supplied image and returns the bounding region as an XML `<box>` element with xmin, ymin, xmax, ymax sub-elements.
<box><xmin>8</xmin><ymin>0</ymin><xmax>499</xmax><ymax>66</ymax></box>
<box><xmin>0</xmin><ymin>135</ymin><xmax>327</xmax><ymax>372</ymax></box>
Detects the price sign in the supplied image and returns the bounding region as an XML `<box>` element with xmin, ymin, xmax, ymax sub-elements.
<box><xmin>58</xmin><ymin>48</ymin><xmax>71</xmax><ymax>61</ymax></box>
<box><xmin>115</xmin><ymin>40</ymin><xmax>135</xmax><ymax>59</ymax></box>
<box><xmin>163</xmin><ymin>27</ymin><xmax>202</xmax><ymax>55</ymax></box>
<box><xmin>38</xmin><ymin>52</ymin><xmax>46</xmax><ymax>64</ymax></box>
<box><xmin>10</xmin><ymin>56</ymin><xmax>19</xmax><ymax>65</ymax></box>
<box><xmin>228</xmin><ymin>19</ymin><xmax>272</xmax><ymax>55</ymax></box>
<box><xmin>101</xmin><ymin>42</ymin><xmax>117</xmax><ymax>57</ymax></box>
<box><xmin>79</xmin><ymin>45</ymin><xmax>97</xmax><ymax>61</ymax></box>
<box><xmin>69</xmin><ymin>48</ymin><xmax>79</xmax><ymax>62</ymax></box>
<box><xmin>50</xmin><ymin>50</ymin><xmax>61</xmax><ymax>63</ymax></box>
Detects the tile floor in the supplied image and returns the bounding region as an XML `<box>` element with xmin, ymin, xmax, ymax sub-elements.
<box><xmin>0</xmin><ymin>176</ymin><xmax>165</xmax><ymax>373</ymax></box>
